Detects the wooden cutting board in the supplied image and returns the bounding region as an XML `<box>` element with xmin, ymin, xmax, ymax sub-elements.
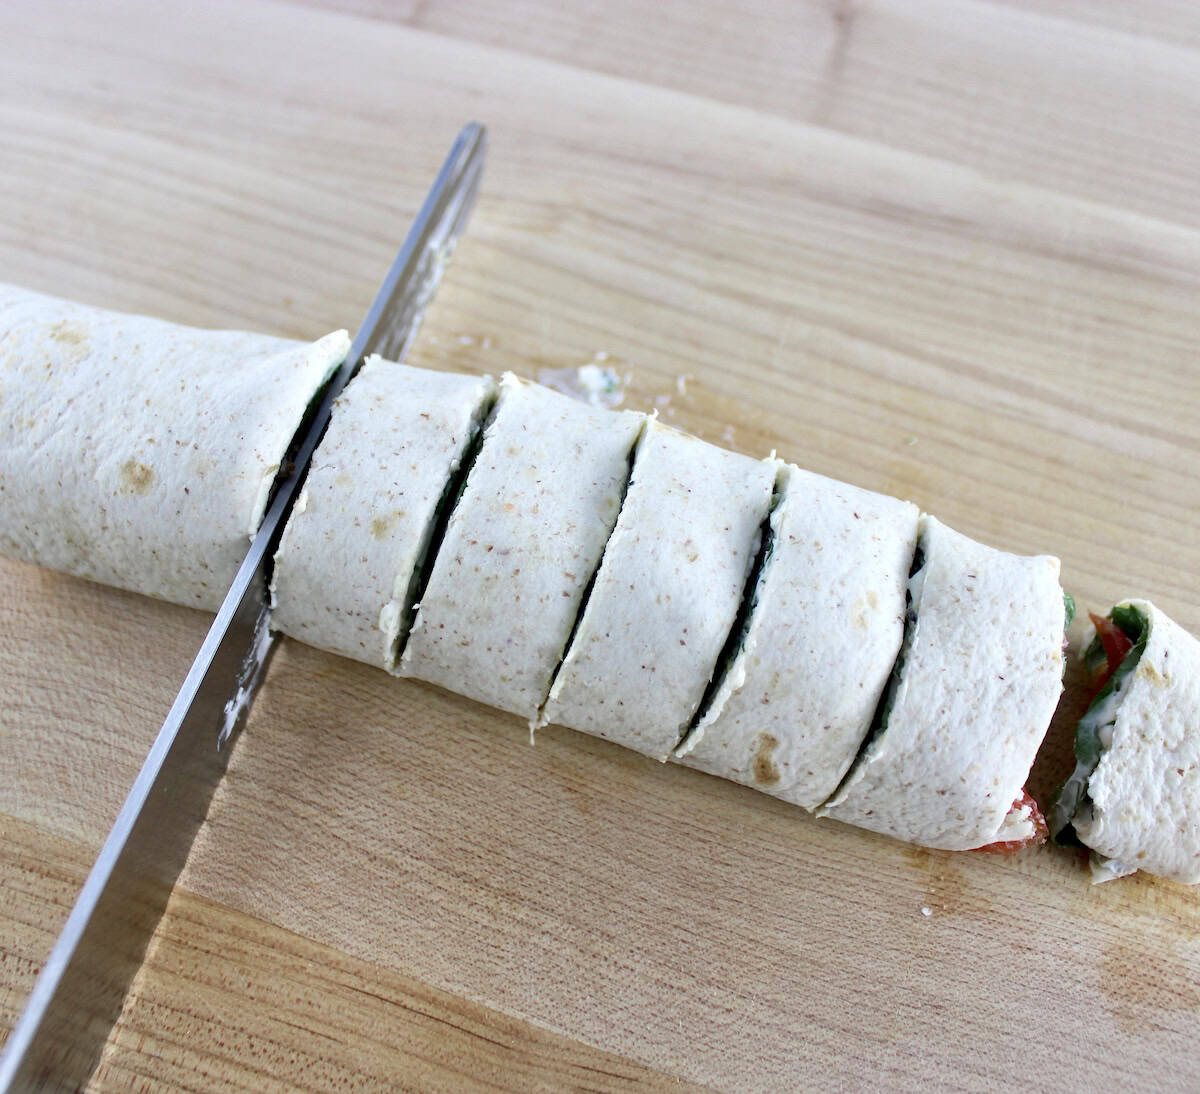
<box><xmin>3</xmin><ymin>1</ymin><xmax>1199</xmax><ymax>1089</ymax></box>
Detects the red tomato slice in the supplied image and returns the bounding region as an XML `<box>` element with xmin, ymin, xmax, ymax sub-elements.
<box><xmin>975</xmin><ymin>789</ymin><xmax>1048</xmax><ymax>854</ymax></box>
<box><xmin>1088</xmin><ymin>611</ymin><xmax>1133</xmax><ymax>692</ymax></box>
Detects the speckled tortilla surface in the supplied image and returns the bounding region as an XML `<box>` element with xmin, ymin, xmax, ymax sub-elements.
<box><xmin>540</xmin><ymin>418</ymin><xmax>775</xmax><ymax>760</ymax></box>
<box><xmin>271</xmin><ymin>355</ymin><xmax>495</xmax><ymax>669</ymax></box>
<box><xmin>0</xmin><ymin>282</ymin><xmax>347</xmax><ymax>610</ymax></box>
<box><xmin>398</xmin><ymin>373</ymin><xmax>645</xmax><ymax>720</ymax></box>
<box><xmin>676</xmin><ymin>464</ymin><xmax>918</xmax><ymax>807</ymax></box>
<box><xmin>1074</xmin><ymin>600</ymin><xmax>1200</xmax><ymax>884</ymax></box>
<box><xmin>819</xmin><ymin>515</ymin><xmax>1064</xmax><ymax>850</ymax></box>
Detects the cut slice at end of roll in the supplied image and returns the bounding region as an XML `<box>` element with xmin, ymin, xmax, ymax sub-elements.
<box><xmin>1051</xmin><ymin>600</ymin><xmax>1200</xmax><ymax>885</ymax></box>
<box><xmin>818</xmin><ymin>514</ymin><xmax>1066</xmax><ymax>851</ymax></box>
<box><xmin>271</xmin><ymin>356</ymin><xmax>497</xmax><ymax>670</ymax></box>
<box><xmin>674</xmin><ymin>464</ymin><xmax>919</xmax><ymax>810</ymax></box>
<box><xmin>537</xmin><ymin>418</ymin><xmax>777</xmax><ymax>760</ymax></box>
<box><xmin>398</xmin><ymin>372</ymin><xmax>646</xmax><ymax>720</ymax></box>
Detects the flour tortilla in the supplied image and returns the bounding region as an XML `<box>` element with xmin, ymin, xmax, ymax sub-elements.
<box><xmin>1071</xmin><ymin>600</ymin><xmax>1200</xmax><ymax>884</ymax></box>
<box><xmin>819</xmin><ymin>515</ymin><xmax>1064</xmax><ymax>850</ymax></box>
<box><xmin>676</xmin><ymin>465</ymin><xmax>918</xmax><ymax>807</ymax></box>
<box><xmin>0</xmin><ymin>283</ymin><xmax>347</xmax><ymax>611</ymax></box>
<box><xmin>398</xmin><ymin>372</ymin><xmax>646</xmax><ymax>719</ymax></box>
<box><xmin>271</xmin><ymin>356</ymin><xmax>495</xmax><ymax>669</ymax></box>
<box><xmin>539</xmin><ymin>419</ymin><xmax>775</xmax><ymax>760</ymax></box>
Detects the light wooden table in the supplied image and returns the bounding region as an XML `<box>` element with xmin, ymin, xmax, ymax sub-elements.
<box><xmin>2</xmin><ymin>2</ymin><xmax>1199</xmax><ymax>1089</ymax></box>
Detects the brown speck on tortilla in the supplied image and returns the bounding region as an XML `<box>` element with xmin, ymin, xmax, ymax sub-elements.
<box><xmin>118</xmin><ymin>459</ymin><xmax>155</xmax><ymax>495</ymax></box>
<box><xmin>753</xmin><ymin>733</ymin><xmax>782</xmax><ymax>786</ymax></box>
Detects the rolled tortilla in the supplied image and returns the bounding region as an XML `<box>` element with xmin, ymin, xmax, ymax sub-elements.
<box><xmin>271</xmin><ymin>356</ymin><xmax>495</xmax><ymax>670</ymax></box>
<box><xmin>539</xmin><ymin>419</ymin><xmax>776</xmax><ymax>760</ymax></box>
<box><xmin>1056</xmin><ymin>600</ymin><xmax>1200</xmax><ymax>884</ymax></box>
<box><xmin>819</xmin><ymin>515</ymin><xmax>1064</xmax><ymax>850</ymax></box>
<box><xmin>398</xmin><ymin>372</ymin><xmax>645</xmax><ymax>719</ymax></box>
<box><xmin>0</xmin><ymin>283</ymin><xmax>347</xmax><ymax>611</ymax></box>
<box><xmin>675</xmin><ymin>465</ymin><xmax>918</xmax><ymax>807</ymax></box>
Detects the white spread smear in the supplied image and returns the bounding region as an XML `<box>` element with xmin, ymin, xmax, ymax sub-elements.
<box><xmin>1089</xmin><ymin>853</ymin><xmax>1138</xmax><ymax>885</ymax></box>
<box><xmin>537</xmin><ymin>362</ymin><xmax>628</xmax><ymax>408</ymax></box>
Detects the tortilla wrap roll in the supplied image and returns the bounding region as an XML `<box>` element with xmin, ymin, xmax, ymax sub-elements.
<box><xmin>1052</xmin><ymin>600</ymin><xmax>1200</xmax><ymax>884</ymax></box>
<box><xmin>675</xmin><ymin>465</ymin><xmax>918</xmax><ymax>807</ymax></box>
<box><xmin>399</xmin><ymin>372</ymin><xmax>645</xmax><ymax>720</ymax></box>
<box><xmin>819</xmin><ymin>515</ymin><xmax>1064</xmax><ymax>850</ymax></box>
<box><xmin>538</xmin><ymin>419</ymin><xmax>775</xmax><ymax>760</ymax></box>
<box><xmin>271</xmin><ymin>356</ymin><xmax>495</xmax><ymax>670</ymax></box>
<box><xmin>0</xmin><ymin>282</ymin><xmax>347</xmax><ymax>611</ymax></box>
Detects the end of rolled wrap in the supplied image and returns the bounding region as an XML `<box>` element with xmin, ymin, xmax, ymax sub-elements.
<box><xmin>1052</xmin><ymin>599</ymin><xmax>1200</xmax><ymax>885</ymax></box>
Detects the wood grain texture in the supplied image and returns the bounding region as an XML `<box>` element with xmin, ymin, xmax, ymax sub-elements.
<box><xmin>306</xmin><ymin>0</ymin><xmax>1200</xmax><ymax>229</ymax></box>
<box><xmin>2</xmin><ymin>0</ymin><xmax>1199</xmax><ymax>1089</ymax></box>
<box><xmin>2</xmin><ymin>818</ymin><xmax>696</xmax><ymax>1093</ymax></box>
<box><xmin>993</xmin><ymin>0</ymin><xmax>1200</xmax><ymax>49</ymax></box>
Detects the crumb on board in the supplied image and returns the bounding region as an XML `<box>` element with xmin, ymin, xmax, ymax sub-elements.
<box><xmin>537</xmin><ymin>362</ymin><xmax>628</xmax><ymax>408</ymax></box>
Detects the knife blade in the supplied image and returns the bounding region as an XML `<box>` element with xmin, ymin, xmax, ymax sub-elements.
<box><xmin>0</xmin><ymin>120</ymin><xmax>487</xmax><ymax>1093</ymax></box>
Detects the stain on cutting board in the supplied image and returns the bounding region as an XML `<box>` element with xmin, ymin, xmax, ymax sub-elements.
<box><xmin>903</xmin><ymin>845</ymin><xmax>997</xmax><ymax>921</ymax></box>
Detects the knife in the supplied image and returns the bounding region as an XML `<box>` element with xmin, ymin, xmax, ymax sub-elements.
<box><xmin>0</xmin><ymin>120</ymin><xmax>487</xmax><ymax>1093</ymax></box>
